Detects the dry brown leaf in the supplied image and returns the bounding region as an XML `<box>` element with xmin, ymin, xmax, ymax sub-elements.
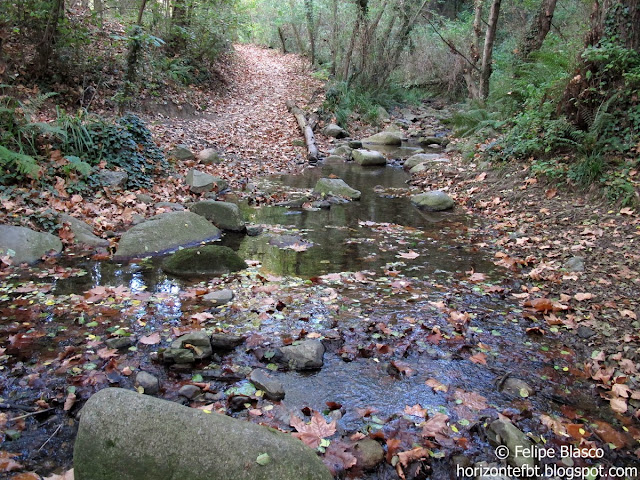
<box><xmin>425</xmin><ymin>378</ymin><xmax>448</xmax><ymax>393</ymax></box>
<box><xmin>139</xmin><ymin>333</ymin><xmax>161</xmax><ymax>345</ymax></box>
<box><xmin>404</xmin><ymin>404</ymin><xmax>427</xmax><ymax>418</ymax></box>
<box><xmin>290</xmin><ymin>411</ymin><xmax>337</xmax><ymax>449</ymax></box>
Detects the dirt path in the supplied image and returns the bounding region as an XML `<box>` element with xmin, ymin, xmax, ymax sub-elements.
<box><xmin>148</xmin><ymin>44</ymin><xmax>324</xmax><ymax>188</ymax></box>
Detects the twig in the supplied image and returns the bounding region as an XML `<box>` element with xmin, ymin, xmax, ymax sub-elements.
<box><xmin>38</xmin><ymin>423</ymin><xmax>62</xmax><ymax>452</ymax></box>
<box><xmin>9</xmin><ymin>408</ymin><xmax>53</xmax><ymax>421</ymax></box>
<box><xmin>425</xmin><ymin>16</ymin><xmax>481</xmax><ymax>73</ymax></box>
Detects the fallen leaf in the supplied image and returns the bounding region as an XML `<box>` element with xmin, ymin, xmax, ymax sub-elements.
<box><xmin>139</xmin><ymin>333</ymin><xmax>161</xmax><ymax>345</ymax></box>
<box><xmin>64</xmin><ymin>392</ymin><xmax>76</xmax><ymax>411</ymax></box>
<box><xmin>425</xmin><ymin>378</ymin><xmax>448</xmax><ymax>393</ymax></box>
<box><xmin>396</xmin><ymin>251</ymin><xmax>419</xmax><ymax>259</ymax></box>
<box><xmin>574</xmin><ymin>292</ymin><xmax>593</xmax><ymax>301</ymax></box>
<box><xmin>404</xmin><ymin>404</ymin><xmax>427</xmax><ymax>418</ymax></box>
<box><xmin>290</xmin><ymin>411</ymin><xmax>337</xmax><ymax>449</ymax></box>
<box><xmin>0</xmin><ymin>452</ymin><xmax>23</xmax><ymax>472</ymax></box>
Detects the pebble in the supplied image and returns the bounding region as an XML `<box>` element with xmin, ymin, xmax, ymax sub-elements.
<box><xmin>135</xmin><ymin>371</ymin><xmax>160</xmax><ymax>395</ymax></box>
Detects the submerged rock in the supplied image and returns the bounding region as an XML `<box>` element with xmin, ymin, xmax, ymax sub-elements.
<box><xmin>329</xmin><ymin>145</ymin><xmax>353</xmax><ymax>158</ymax></box>
<box><xmin>314</xmin><ymin>178</ymin><xmax>361</xmax><ymax>200</ymax></box>
<box><xmin>114</xmin><ymin>212</ymin><xmax>221</xmax><ymax>259</ymax></box>
<box><xmin>74</xmin><ymin>388</ymin><xmax>332</xmax><ymax>480</ymax></box>
<box><xmin>410</xmin><ymin>191</ymin><xmax>455</xmax><ymax>211</ymax></box>
<box><xmin>352</xmin><ymin>149</ymin><xmax>387</xmax><ymax>166</ymax></box>
<box><xmin>189</xmin><ymin>200</ymin><xmax>246</xmax><ymax>232</ymax></box>
<box><xmin>0</xmin><ymin>225</ymin><xmax>63</xmax><ymax>264</ymax></box>
<box><xmin>278</xmin><ymin>340</ymin><xmax>325</xmax><ymax>371</ymax></box>
<box><xmin>162</xmin><ymin>245</ymin><xmax>247</xmax><ymax>277</ymax></box>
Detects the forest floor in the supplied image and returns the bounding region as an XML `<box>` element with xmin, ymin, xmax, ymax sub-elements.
<box><xmin>1</xmin><ymin>44</ymin><xmax>640</xmax><ymax>479</ymax></box>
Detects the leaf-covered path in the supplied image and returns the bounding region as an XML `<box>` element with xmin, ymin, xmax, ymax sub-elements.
<box><xmin>149</xmin><ymin>44</ymin><xmax>324</xmax><ymax>188</ymax></box>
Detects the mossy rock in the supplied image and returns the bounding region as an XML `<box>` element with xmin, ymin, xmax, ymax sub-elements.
<box><xmin>162</xmin><ymin>245</ymin><xmax>247</xmax><ymax>277</ymax></box>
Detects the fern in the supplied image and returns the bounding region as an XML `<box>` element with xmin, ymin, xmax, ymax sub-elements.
<box><xmin>450</xmin><ymin>105</ymin><xmax>505</xmax><ymax>137</ymax></box>
<box><xmin>0</xmin><ymin>145</ymin><xmax>40</xmax><ymax>179</ymax></box>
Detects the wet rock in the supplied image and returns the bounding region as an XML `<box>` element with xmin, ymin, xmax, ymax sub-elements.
<box><xmin>97</xmin><ymin>170</ymin><xmax>128</xmax><ymax>188</ymax></box>
<box><xmin>377</xmin><ymin>106</ymin><xmax>390</xmax><ymax>121</ymax></box>
<box><xmin>105</xmin><ymin>336</ymin><xmax>135</xmax><ymax>350</ymax></box>
<box><xmin>564</xmin><ymin>256</ymin><xmax>585</xmax><ymax>272</ymax></box>
<box><xmin>323</xmin><ymin>123</ymin><xmax>348</xmax><ymax>138</ymax></box>
<box><xmin>162</xmin><ymin>245</ymin><xmax>246</xmax><ymax>277</ymax></box>
<box><xmin>276</xmin><ymin>196</ymin><xmax>311</xmax><ymax>208</ymax></box>
<box><xmin>163</xmin><ymin>348</ymin><xmax>195</xmax><ymax>364</ymax></box>
<box><xmin>323</xmin><ymin>155</ymin><xmax>346</xmax><ymax>164</ymax></box>
<box><xmin>352</xmin><ymin>149</ymin><xmax>387</xmax><ymax>166</ymax></box>
<box><xmin>403</xmin><ymin>153</ymin><xmax>447</xmax><ymax>170</ymax></box>
<box><xmin>189</xmin><ymin>200</ymin><xmax>246</xmax><ymax>232</ymax></box>
<box><xmin>59</xmin><ymin>214</ymin><xmax>109</xmax><ymax>247</ymax></box>
<box><xmin>185</xmin><ymin>169</ymin><xmax>228</xmax><ymax>194</ymax></box>
<box><xmin>411</xmin><ymin>191</ymin><xmax>455</xmax><ymax>211</ymax></box>
<box><xmin>268</xmin><ymin>234</ymin><xmax>311</xmax><ymax>248</ymax></box>
<box><xmin>198</xmin><ymin>148</ymin><xmax>223</xmax><ymax>165</ymax></box>
<box><xmin>210</xmin><ymin>333</ymin><xmax>245</xmax><ymax>350</ymax></box>
<box><xmin>0</xmin><ymin>225</ymin><xmax>63</xmax><ymax>264</ymax></box>
<box><xmin>361</xmin><ymin>131</ymin><xmax>402</xmax><ymax>145</ymax></box>
<box><xmin>314</xmin><ymin>178</ymin><xmax>361</xmax><ymax>200</ymax></box>
<box><xmin>203</xmin><ymin>289</ymin><xmax>234</xmax><ymax>306</ymax></box>
<box><xmin>348</xmin><ymin>140</ymin><xmax>363</xmax><ymax>149</ymax></box>
<box><xmin>499</xmin><ymin>377</ymin><xmax>535</xmax><ymax>398</ymax></box>
<box><xmin>249</xmin><ymin>369</ymin><xmax>285</xmax><ymax>401</ymax></box>
<box><xmin>74</xmin><ymin>388</ymin><xmax>332</xmax><ymax>480</ymax></box>
<box><xmin>246</xmin><ymin>225</ymin><xmax>263</xmax><ymax>236</ymax></box>
<box><xmin>278</xmin><ymin>340</ymin><xmax>324</xmax><ymax>370</ymax></box>
<box><xmin>353</xmin><ymin>438</ymin><xmax>384</xmax><ymax>470</ymax></box>
<box><xmin>228</xmin><ymin>394</ymin><xmax>252</xmax><ymax>411</ymax></box>
<box><xmin>154</xmin><ymin>202</ymin><xmax>185</xmax><ymax>211</ymax></box>
<box><xmin>488</xmin><ymin>419</ymin><xmax>535</xmax><ymax>469</ymax></box>
<box><xmin>114</xmin><ymin>212</ymin><xmax>221</xmax><ymax>259</ymax></box>
<box><xmin>418</xmin><ymin>136</ymin><xmax>449</xmax><ymax>147</ymax></box>
<box><xmin>178</xmin><ymin>384</ymin><xmax>202</xmax><ymax>399</ymax></box>
<box><xmin>577</xmin><ymin>325</ymin><xmax>596</xmax><ymax>339</ymax></box>
<box><xmin>136</xmin><ymin>193</ymin><xmax>154</xmax><ymax>204</ymax></box>
<box><xmin>135</xmin><ymin>371</ymin><xmax>159</xmax><ymax>395</ymax></box>
<box><xmin>171</xmin><ymin>331</ymin><xmax>213</xmax><ymax>361</ymax></box>
<box><xmin>169</xmin><ymin>145</ymin><xmax>195</xmax><ymax>160</ymax></box>
<box><xmin>329</xmin><ymin>145</ymin><xmax>353</xmax><ymax>157</ymax></box>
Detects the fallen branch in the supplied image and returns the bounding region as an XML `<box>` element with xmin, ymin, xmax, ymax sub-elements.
<box><xmin>286</xmin><ymin>100</ymin><xmax>319</xmax><ymax>162</ymax></box>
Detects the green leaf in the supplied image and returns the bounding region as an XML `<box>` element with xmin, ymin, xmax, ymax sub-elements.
<box><xmin>256</xmin><ymin>453</ymin><xmax>270</xmax><ymax>466</ymax></box>
<box><xmin>192</xmin><ymin>374</ymin><xmax>204</xmax><ymax>383</ymax></box>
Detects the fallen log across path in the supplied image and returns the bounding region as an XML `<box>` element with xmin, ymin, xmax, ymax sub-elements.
<box><xmin>286</xmin><ymin>100</ymin><xmax>319</xmax><ymax>162</ymax></box>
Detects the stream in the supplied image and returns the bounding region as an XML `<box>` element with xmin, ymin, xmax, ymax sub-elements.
<box><xmin>1</xmin><ymin>147</ymin><xmax>635</xmax><ymax>478</ymax></box>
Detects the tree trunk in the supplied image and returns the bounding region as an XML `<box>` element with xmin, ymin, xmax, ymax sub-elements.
<box><xmin>277</xmin><ymin>26</ymin><xmax>288</xmax><ymax>53</ymax></box>
<box><xmin>330</xmin><ymin>0</ymin><xmax>338</xmax><ymax>76</ymax></box>
<box><xmin>288</xmin><ymin>0</ymin><xmax>306</xmax><ymax>55</ymax></box>
<box><xmin>137</xmin><ymin>0</ymin><xmax>147</xmax><ymax>25</ymax></box>
<box><xmin>286</xmin><ymin>100</ymin><xmax>319</xmax><ymax>162</ymax></box>
<box><xmin>462</xmin><ymin>0</ymin><xmax>483</xmax><ymax>99</ymax></box>
<box><xmin>518</xmin><ymin>0</ymin><xmax>557</xmax><ymax>61</ymax></box>
<box><xmin>35</xmin><ymin>0</ymin><xmax>65</xmax><ymax>77</ymax></box>
<box><xmin>479</xmin><ymin>0</ymin><xmax>501</xmax><ymax>100</ymax></box>
<box><xmin>304</xmin><ymin>0</ymin><xmax>315</xmax><ymax>66</ymax></box>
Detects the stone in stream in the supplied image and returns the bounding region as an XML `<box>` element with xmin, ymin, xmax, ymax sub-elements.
<box><xmin>353</xmin><ymin>438</ymin><xmax>385</xmax><ymax>470</ymax></box>
<box><xmin>0</xmin><ymin>225</ymin><xmax>63</xmax><ymax>265</ymax></box>
<box><xmin>323</xmin><ymin>155</ymin><xmax>346</xmax><ymax>165</ymax></box>
<box><xmin>313</xmin><ymin>178</ymin><xmax>361</xmax><ymax>200</ymax></box>
<box><xmin>249</xmin><ymin>369</ymin><xmax>285</xmax><ymax>401</ymax></box>
<box><xmin>403</xmin><ymin>153</ymin><xmax>447</xmax><ymax>170</ymax></box>
<box><xmin>277</xmin><ymin>340</ymin><xmax>324</xmax><ymax>371</ymax></box>
<box><xmin>114</xmin><ymin>212</ymin><xmax>221</xmax><ymax>259</ymax></box>
<box><xmin>323</xmin><ymin>123</ymin><xmax>348</xmax><ymax>138</ymax></box>
<box><xmin>73</xmin><ymin>388</ymin><xmax>332</xmax><ymax>480</ymax></box>
<box><xmin>210</xmin><ymin>333</ymin><xmax>245</xmax><ymax>351</ymax></box>
<box><xmin>411</xmin><ymin>191</ymin><xmax>455</xmax><ymax>211</ymax></box>
<box><xmin>329</xmin><ymin>145</ymin><xmax>353</xmax><ymax>158</ymax></box>
<box><xmin>105</xmin><ymin>336</ymin><xmax>136</xmax><ymax>350</ymax></box>
<box><xmin>178</xmin><ymin>384</ymin><xmax>202</xmax><ymax>399</ymax></box>
<box><xmin>203</xmin><ymin>289</ymin><xmax>234</xmax><ymax>306</ymax></box>
<box><xmin>185</xmin><ymin>169</ymin><xmax>228</xmax><ymax>194</ymax></box>
<box><xmin>487</xmin><ymin>419</ymin><xmax>536</xmax><ymax>469</ymax></box>
<box><xmin>352</xmin><ymin>149</ymin><xmax>387</xmax><ymax>166</ymax></box>
<box><xmin>171</xmin><ymin>331</ymin><xmax>213</xmax><ymax>361</ymax></box>
<box><xmin>418</xmin><ymin>136</ymin><xmax>449</xmax><ymax>147</ymax></box>
<box><xmin>361</xmin><ymin>130</ymin><xmax>403</xmax><ymax>145</ymax></box>
<box><xmin>499</xmin><ymin>377</ymin><xmax>535</xmax><ymax>398</ymax></box>
<box><xmin>135</xmin><ymin>371</ymin><xmax>160</xmax><ymax>395</ymax></box>
<box><xmin>59</xmin><ymin>214</ymin><xmax>109</xmax><ymax>247</ymax></box>
<box><xmin>162</xmin><ymin>245</ymin><xmax>247</xmax><ymax>277</ymax></box>
<box><xmin>189</xmin><ymin>200</ymin><xmax>246</xmax><ymax>232</ymax></box>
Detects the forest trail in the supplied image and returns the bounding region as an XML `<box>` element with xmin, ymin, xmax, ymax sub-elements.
<box><xmin>150</xmin><ymin>44</ymin><xmax>324</xmax><ymax>187</ymax></box>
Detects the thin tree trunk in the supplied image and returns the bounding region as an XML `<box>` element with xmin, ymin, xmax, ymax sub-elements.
<box><xmin>288</xmin><ymin>0</ymin><xmax>306</xmax><ymax>55</ymax></box>
<box><xmin>479</xmin><ymin>0</ymin><xmax>501</xmax><ymax>100</ymax></box>
<box><xmin>304</xmin><ymin>0</ymin><xmax>315</xmax><ymax>66</ymax></box>
<box><xmin>277</xmin><ymin>26</ymin><xmax>287</xmax><ymax>53</ymax></box>
<box><xmin>137</xmin><ymin>0</ymin><xmax>147</xmax><ymax>25</ymax></box>
<box><xmin>463</xmin><ymin>0</ymin><xmax>483</xmax><ymax>99</ymax></box>
<box><xmin>342</xmin><ymin>4</ymin><xmax>364</xmax><ymax>81</ymax></box>
<box><xmin>330</xmin><ymin>0</ymin><xmax>338</xmax><ymax>76</ymax></box>
<box><xmin>36</xmin><ymin>0</ymin><xmax>65</xmax><ymax>77</ymax></box>
<box><xmin>518</xmin><ymin>0</ymin><xmax>557</xmax><ymax>61</ymax></box>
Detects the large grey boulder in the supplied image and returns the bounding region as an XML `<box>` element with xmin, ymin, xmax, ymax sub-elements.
<box><xmin>97</xmin><ymin>170</ymin><xmax>128</xmax><ymax>188</ymax></box>
<box><xmin>114</xmin><ymin>212</ymin><xmax>221</xmax><ymax>259</ymax></box>
<box><xmin>329</xmin><ymin>145</ymin><xmax>352</xmax><ymax>158</ymax></box>
<box><xmin>352</xmin><ymin>149</ymin><xmax>387</xmax><ymax>166</ymax></box>
<box><xmin>189</xmin><ymin>201</ymin><xmax>246</xmax><ymax>232</ymax></box>
<box><xmin>314</xmin><ymin>178</ymin><xmax>361</xmax><ymax>200</ymax></box>
<box><xmin>361</xmin><ymin>131</ymin><xmax>402</xmax><ymax>145</ymax></box>
<box><xmin>323</xmin><ymin>124</ymin><xmax>348</xmax><ymax>139</ymax></box>
<box><xmin>74</xmin><ymin>388</ymin><xmax>332</xmax><ymax>480</ymax></box>
<box><xmin>0</xmin><ymin>225</ymin><xmax>62</xmax><ymax>264</ymax></box>
<box><xmin>410</xmin><ymin>191</ymin><xmax>455</xmax><ymax>212</ymax></box>
<box><xmin>162</xmin><ymin>245</ymin><xmax>247</xmax><ymax>277</ymax></box>
<box><xmin>59</xmin><ymin>214</ymin><xmax>109</xmax><ymax>247</ymax></box>
<box><xmin>278</xmin><ymin>340</ymin><xmax>324</xmax><ymax>371</ymax></box>
<box><xmin>403</xmin><ymin>153</ymin><xmax>447</xmax><ymax>171</ymax></box>
<box><xmin>185</xmin><ymin>170</ymin><xmax>228</xmax><ymax>194</ymax></box>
